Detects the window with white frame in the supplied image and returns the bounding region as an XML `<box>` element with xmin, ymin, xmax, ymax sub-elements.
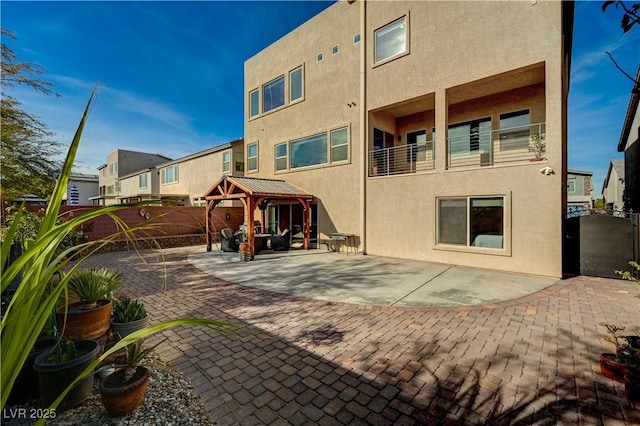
<box><xmin>263</xmin><ymin>76</ymin><xmax>285</xmax><ymax>113</ymax></box>
<box><xmin>354</xmin><ymin>33</ymin><xmax>361</xmax><ymax>44</ymax></box>
<box><xmin>438</xmin><ymin>197</ymin><xmax>504</xmax><ymax>249</ymax></box>
<box><xmin>567</xmin><ymin>180</ymin><xmax>576</xmax><ymax>193</ymax></box>
<box><xmin>317</xmin><ymin>53</ymin><xmax>324</xmax><ymax>62</ymax></box>
<box><xmin>110</xmin><ymin>162</ymin><xmax>118</xmax><ymax>175</ymax></box>
<box><xmin>247</xmin><ymin>143</ymin><xmax>258</xmax><ymax>172</ymax></box>
<box><xmin>332</xmin><ymin>45</ymin><xmax>339</xmax><ymax>55</ymax></box>
<box><xmin>139</xmin><ymin>173</ymin><xmax>147</xmax><ymax>189</ymax></box>
<box><xmin>375</xmin><ymin>16</ymin><xmax>407</xmax><ymax>64</ymax></box>
<box><xmin>161</xmin><ymin>165</ymin><xmax>179</xmax><ymax>184</ymax></box>
<box><xmin>249</xmin><ymin>89</ymin><xmax>259</xmax><ymax>118</ymax></box>
<box><xmin>291</xmin><ymin>133</ymin><xmax>327</xmax><ymax>169</ymax></box>
<box><xmin>275</xmin><ymin>143</ymin><xmax>288</xmax><ymax>171</ymax></box>
<box><xmin>107</xmin><ymin>185</ymin><xmax>114</xmax><ymax>195</ymax></box>
<box><xmin>330</xmin><ymin>128</ymin><xmax>348</xmax><ymax>162</ymax></box>
<box><xmin>222</xmin><ymin>151</ymin><xmax>231</xmax><ymax>173</ymax></box>
<box><xmin>290</xmin><ymin>67</ymin><xmax>303</xmax><ymax>103</ymax></box>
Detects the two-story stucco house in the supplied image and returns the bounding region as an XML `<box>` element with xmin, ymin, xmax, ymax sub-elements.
<box><xmin>92</xmin><ymin>150</ymin><xmax>172</xmax><ymax>206</ymax></box>
<box><xmin>96</xmin><ymin>139</ymin><xmax>244</xmax><ymax>206</ymax></box>
<box><xmin>567</xmin><ymin>169</ymin><xmax>593</xmax><ymax>210</ymax></box>
<box><xmin>616</xmin><ymin>65</ymin><xmax>639</xmax><ymax>213</ymax></box>
<box><xmin>241</xmin><ymin>0</ymin><xmax>574</xmax><ymax>278</ymax></box>
<box><xmin>602</xmin><ymin>159</ymin><xmax>626</xmax><ymax>211</ymax></box>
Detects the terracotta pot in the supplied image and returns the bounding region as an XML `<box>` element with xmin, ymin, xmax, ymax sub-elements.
<box><xmin>625</xmin><ymin>373</ymin><xmax>640</xmax><ymax>408</ymax></box>
<box><xmin>600</xmin><ymin>353</ymin><xmax>628</xmax><ymax>383</ymax></box>
<box><xmin>56</xmin><ymin>299</ymin><xmax>112</xmax><ymax>341</ymax></box>
<box><xmin>100</xmin><ymin>366</ymin><xmax>149</xmax><ymax>416</ymax></box>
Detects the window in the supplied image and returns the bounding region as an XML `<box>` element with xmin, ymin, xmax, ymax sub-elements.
<box><xmin>406</xmin><ymin>130</ymin><xmax>428</xmax><ymax>163</ymax></box>
<box><xmin>438</xmin><ymin>197</ymin><xmax>504</xmax><ymax>249</ymax></box>
<box><xmin>375</xmin><ymin>16</ymin><xmax>407</xmax><ymax>63</ymax></box>
<box><xmin>161</xmin><ymin>165</ymin><xmax>179</xmax><ymax>184</ymax></box>
<box><xmin>330</xmin><ymin>128</ymin><xmax>348</xmax><ymax>162</ymax></box>
<box><xmin>222</xmin><ymin>151</ymin><xmax>231</xmax><ymax>173</ymax></box>
<box><xmin>290</xmin><ymin>67</ymin><xmax>303</xmax><ymax>103</ymax></box>
<box><xmin>332</xmin><ymin>45</ymin><xmax>339</xmax><ymax>55</ymax></box>
<box><xmin>275</xmin><ymin>143</ymin><xmax>288</xmax><ymax>171</ymax></box>
<box><xmin>448</xmin><ymin>118</ymin><xmax>492</xmax><ymax>157</ymax></box>
<box><xmin>102</xmin><ymin>168</ymin><xmax>106</xmax><ymax>177</ymax></box>
<box><xmin>235</xmin><ymin>152</ymin><xmax>244</xmax><ymax>172</ymax></box>
<box><xmin>317</xmin><ymin>53</ymin><xmax>324</xmax><ymax>62</ymax></box>
<box><xmin>110</xmin><ymin>162</ymin><xmax>118</xmax><ymax>175</ymax></box>
<box><xmin>247</xmin><ymin>143</ymin><xmax>258</xmax><ymax>172</ymax></box>
<box><xmin>249</xmin><ymin>89</ymin><xmax>259</xmax><ymax>118</ymax></box>
<box><xmin>139</xmin><ymin>173</ymin><xmax>147</xmax><ymax>188</ymax></box>
<box><xmin>499</xmin><ymin>109</ymin><xmax>530</xmax><ymax>151</ymax></box>
<box><xmin>263</xmin><ymin>76</ymin><xmax>284</xmax><ymax>113</ymax></box>
<box><xmin>106</xmin><ymin>185</ymin><xmax>114</xmax><ymax>195</ymax></box>
<box><xmin>567</xmin><ymin>181</ymin><xmax>576</xmax><ymax>193</ymax></box>
<box><xmin>354</xmin><ymin>33</ymin><xmax>361</xmax><ymax>44</ymax></box>
<box><xmin>291</xmin><ymin>133</ymin><xmax>327</xmax><ymax>169</ymax></box>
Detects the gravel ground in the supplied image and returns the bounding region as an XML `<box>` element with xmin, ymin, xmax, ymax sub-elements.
<box><xmin>3</xmin><ymin>356</ymin><xmax>215</xmax><ymax>426</ymax></box>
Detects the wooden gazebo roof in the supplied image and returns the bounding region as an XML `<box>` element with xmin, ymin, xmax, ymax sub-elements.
<box><xmin>202</xmin><ymin>175</ymin><xmax>314</xmax><ymax>254</ymax></box>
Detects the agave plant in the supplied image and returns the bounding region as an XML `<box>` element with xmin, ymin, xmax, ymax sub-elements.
<box><xmin>112</xmin><ymin>296</ymin><xmax>147</xmax><ymax>323</ymax></box>
<box><xmin>68</xmin><ymin>268</ymin><xmax>122</xmax><ymax>307</ymax></box>
<box><xmin>0</xmin><ymin>86</ymin><xmax>236</xmax><ymax>419</ymax></box>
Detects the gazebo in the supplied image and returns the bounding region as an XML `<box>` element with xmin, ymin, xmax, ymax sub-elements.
<box><xmin>202</xmin><ymin>175</ymin><xmax>314</xmax><ymax>255</ymax></box>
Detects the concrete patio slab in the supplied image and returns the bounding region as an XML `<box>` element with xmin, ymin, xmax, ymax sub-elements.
<box><xmin>188</xmin><ymin>247</ymin><xmax>558</xmax><ymax>307</ymax></box>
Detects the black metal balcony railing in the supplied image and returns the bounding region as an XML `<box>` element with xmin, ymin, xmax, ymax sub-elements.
<box><xmin>369</xmin><ymin>143</ymin><xmax>435</xmax><ymax>177</ymax></box>
<box><xmin>447</xmin><ymin>122</ymin><xmax>546</xmax><ymax>169</ymax></box>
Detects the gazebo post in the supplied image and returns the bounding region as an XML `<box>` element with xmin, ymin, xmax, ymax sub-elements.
<box><xmin>247</xmin><ymin>197</ymin><xmax>255</xmax><ymax>256</ymax></box>
<box><xmin>206</xmin><ymin>200</ymin><xmax>213</xmax><ymax>252</ymax></box>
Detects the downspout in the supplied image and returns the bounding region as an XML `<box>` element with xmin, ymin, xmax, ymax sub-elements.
<box><xmin>359</xmin><ymin>0</ymin><xmax>367</xmax><ymax>254</ymax></box>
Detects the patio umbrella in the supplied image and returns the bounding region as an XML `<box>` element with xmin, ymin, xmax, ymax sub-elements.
<box><xmin>68</xmin><ymin>184</ymin><xmax>80</xmax><ymax>205</ymax></box>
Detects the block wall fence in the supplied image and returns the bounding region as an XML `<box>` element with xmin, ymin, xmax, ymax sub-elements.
<box><xmin>17</xmin><ymin>205</ymin><xmax>244</xmax><ymax>252</ymax></box>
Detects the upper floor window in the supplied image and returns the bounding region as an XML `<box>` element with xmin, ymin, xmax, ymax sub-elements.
<box><xmin>332</xmin><ymin>45</ymin><xmax>339</xmax><ymax>55</ymax></box>
<box><xmin>101</xmin><ymin>168</ymin><xmax>106</xmax><ymax>177</ymax></box>
<box><xmin>161</xmin><ymin>165</ymin><xmax>179</xmax><ymax>184</ymax></box>
<box><xmin>278</xmin><ymin>127</ymin><xmax>349</xmax><ymax>171</ymax></box>
<box><xmin>222</xmin><ymin>151</ymin><xmax>231</xmax><ymax>173</ymax></box>
<box><xmin>247</xmin><ymin>143</ymin><xmax>258</xmax><ymax>172</ymax></box>
<box><xmin>499</xmin><ymin>109</ymin><xmax>530</xmax><ymax>151</ymax></box>
<box><xmin>249</xmin><ymin>89</ymin><xmax>259</xmax><ymax>118</ymax></box>
<box><xmin>139</xmin><ymin>173</ymin><xmax>147</xmax><ymax>188</ymax></box>
<box><xmin>317</xmin><ymin>53</ymin><xmax>324</xmax><ymax>62</ymax></box>
<box><xmin>290</xmin><ymin>67</ymin><xmax>303</xmax><ymax>103</ymax></box>
<box><xmin>375</xmin><ymin>16</ymin><xmax>407</xmax><ymax>64</ymax></box>
<box><xmin>106</xmin><ymin>185</ymin><xmax>114</xmax><ymax>195</ymax></box>
<box><xmin>448</xmin><ymin>117</ymin><xmax>492</xmax><ymax>157</ymax></box>
<box><xmin>354</xmin><ymin>33</ymin><xmax>361</xmax><ymax>44</ymax></box>
<box><xmin>110</xmin><ymin>162</ymin><xmax>118</xmax><ymax>175</ymax></box>
<box><xmin>567</xmin><ymin>180</ymin><xmax>576</xmax><ymax>193</ymax></box>
<box><xmin>263</xmin><ymin>76</ymin><xmax>284</xmax><ymax>113</ymax></box>
<box><xmin>235</xmin><ymin>152</ymin><xmax>244</xmax><ymax>172</ymax></box>
<box><xmin>275</xmin><ymin>143</ymin><xmax>288</xmax><ymax>171</ymax></box>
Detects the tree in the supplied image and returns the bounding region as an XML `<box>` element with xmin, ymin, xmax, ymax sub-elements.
<box><xmin>1</xmin><ymin>28</ymin><xmax>62</xmax><ymax>203</ymax></box>
<box><xmin>602</xmin><ymin>1</ymin><xmax>640</xmax><ymax>89</ymax></box>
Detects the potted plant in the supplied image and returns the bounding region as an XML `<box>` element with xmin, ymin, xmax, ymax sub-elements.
<box><xmin>56</xmin><ymin>268</ymin><xmax>122</xmax><ymax>341</ymax></box>
<box><xmin>236</xmin><ymin>228</ymin><xmax>251</xmax><ymax>262</ymax></box>
<box><xmin>98</xmin><ymin>339</ymin><xmax>163</xmax><ymax>416</ymax></box>
<box><xmin>528</xmin><ymin>133</ymin><xmax>546</xmax><ymax>161</ymax></box>
<box><xmin>33</xmin><ymin>337</ymin><xmax>99</xmax><ymax>411</ymax></box>
<box><xmin>111</xmin><ymin>296</ymin><xmax>149</xmax><ymax>340</ymax></box>
<box><xmin>599</xmin><ymin>322</ymin><xmax>635</xmax><ymax>382</ymax></box>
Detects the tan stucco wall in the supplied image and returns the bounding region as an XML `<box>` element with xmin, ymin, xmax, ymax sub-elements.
<box><xmin>244</xmin><ymin>0</ymin><xmax>569</xmax><ymax>277</ymax></box>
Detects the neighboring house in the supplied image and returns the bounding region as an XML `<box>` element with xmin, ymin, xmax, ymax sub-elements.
<box><xmin>64</xmin><ymin>173</ymin><xmax>99</xmax><ymax>205</ymax></box>
<box><xmin>152</xmin><ymin>139</ymin><xmax>244</xmax><ymax>206</ymax></box>
<box><xmin>602</xmin><ymin>159</ymin><xmax>626</xmax><ymax>211</ymax></box>
<box><xmin>91</xmin><ymin>150</ymin><xmax>172</xmax><ymax>206</ymax></box>
<box><xmin>616</xmin><ymin>65</ymin><xmax>640</xmax><ymax>213</ymax></box>
<box><xmin>94</xmin><ymin>139</ymin><xmax>244</xmax><ymax>206</ymax></box>
<box><xmin>566</xmin><ymin>169</ymin><xmax>593</xmax><ymax>210</ymax></box>
<box><xmin>242</xmin><ymin>0</ymin><xmax>574</xmax><ymax>277</ymax></box>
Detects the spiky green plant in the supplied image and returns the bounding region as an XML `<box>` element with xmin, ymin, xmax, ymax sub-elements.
<box><xmin>67</xmin><ymin>268</ymin><xmax>122</xmax><ymax>307</ymax></box>
<box><xmin>0</xmin><ymin>86</ymin><xmax>236</xmax><ymax>419</ymax></box>
<box><xmin>112</xmin><ymin>296</ymin><xmax>147</xmax><ymax>323</ymax></box>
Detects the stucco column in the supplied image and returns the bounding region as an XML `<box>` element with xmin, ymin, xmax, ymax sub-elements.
<box><xmin>434</xmin><ymin>88</ymin><xmax>448</xmax><ymax>172</ymax></box>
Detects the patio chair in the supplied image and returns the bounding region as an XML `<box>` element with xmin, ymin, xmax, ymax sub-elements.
<box><xmin>220</xmin><ymin>228</ymin><xmax>238</xmax><ymax>252</ymax></box>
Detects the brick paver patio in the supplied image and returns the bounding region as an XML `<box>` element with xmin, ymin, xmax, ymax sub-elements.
<box><xmin>83</xmin><ymin>247</ymin><xmax>640</xmax><ymax>425</ymax></box>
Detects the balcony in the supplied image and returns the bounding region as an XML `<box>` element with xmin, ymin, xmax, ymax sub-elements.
<box><xmin>447</xmin><ymin>122</ymin><xmax>545</xmax><ymax>169</ymax></box>
<box><xmin>369</xmin><ymin>142</ymin><xmax>435</xmax><ymax>177</ymax></box>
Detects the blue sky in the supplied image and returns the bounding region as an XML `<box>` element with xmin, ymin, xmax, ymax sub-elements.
<box><xmin>2</xmin><ymin>1</ymin><xmax>639</xmax><ymax>197</ymax></box>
